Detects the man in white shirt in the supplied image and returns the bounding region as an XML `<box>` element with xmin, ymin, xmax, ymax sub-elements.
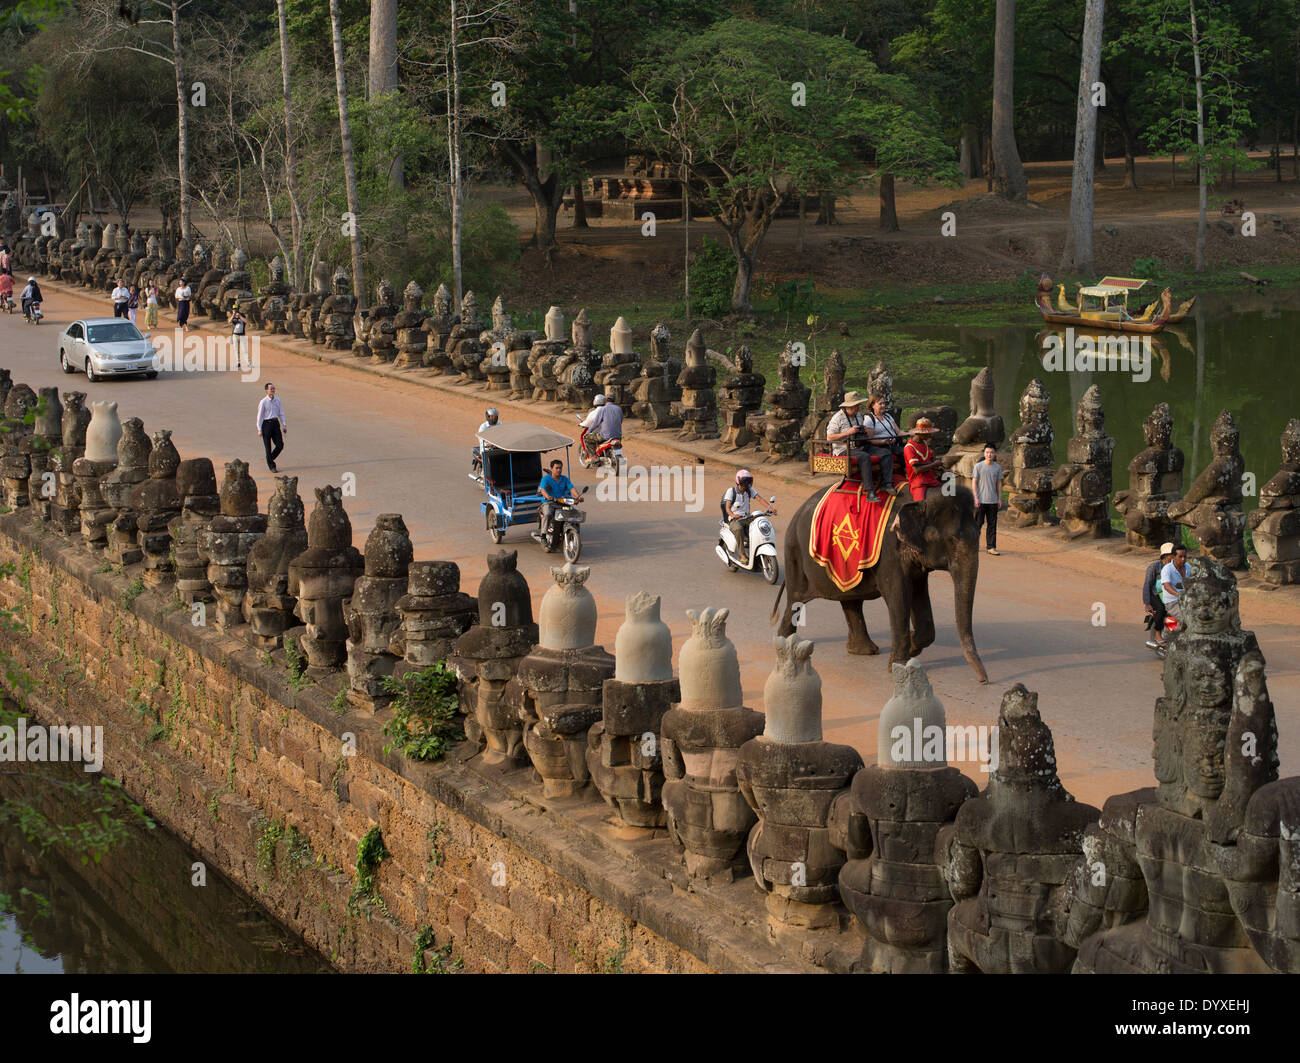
<box><xmin>256</xmin><ymin>382</ymin><xmax>287</xmax><ymax>472</ymax></box>
<box><xmin>175</xmin><ymin>281</ymin><xmax>193</xmax><ymax>330</ymax></box>
<box><xmin>826</xmin><ymin>391</ymin><xmax>884</xmax><ymax>500</ymax></box>
<box><xmin>722</xmin><ymin>469</ymin><xmax>774</xmax><ymax>562</ymax></box>
<box><xmin>473</xmin><ymin>407</ymin><xmax>500</xmax><ymax>471</ymax></box>
<box><xmin>971</xmin><ymin>444</ymin><xmax>1005</xmax><ymax>555</ymax></box>
<box><xmin>111</xmin><ymin>279</ymin><xmax>129</xmax><ymax>318</ymax></box>
<box><xmin>1160</xmin><ymin>545</ymin><xmax>1188</xmax><ymax>623</ymax></box>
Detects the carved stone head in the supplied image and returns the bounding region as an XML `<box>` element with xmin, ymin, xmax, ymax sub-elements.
<box><xmin>1210</xmin><ymin>409</ymin><xmax>1240</xmax><ymax>459</ymax></box>
<box><xmin>1143</xmin><ymin>401</ymin><xmax>1174</xmax><ymax>449</ymax></box>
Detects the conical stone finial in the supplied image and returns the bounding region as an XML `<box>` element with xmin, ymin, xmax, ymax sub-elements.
<box><xmin>879</xmin><ymin>659</ymin><xmax>946</xmax><ymax>767</ymax></box>
<box><xmin>614</xmin><ymin>591</ymin><xmax>673</xmax><ymax>682</ymax></box>
<box><xmin>678</xmin><ymin>607</ymin><xmax>742</xmax><ymax>710</ymax></box>
<box><xmin>538</xmin><ymin>562</ymin><xmax>597</xmax><ymax>650</ymax></box>
<box><xmin>610</xmin><ymin>315</ymin><xmax>633</xmax><ymax>355</ymax></box>
<box><xmin>762</xmin><ymin>635</ymin><xmax>822</xmax><ymax>744</ymax></box>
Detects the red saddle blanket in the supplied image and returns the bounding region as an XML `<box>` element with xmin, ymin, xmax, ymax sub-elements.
<box><xmin>809</xmin><ymin>481</ymin><xmax>900</xmax><ymax>592</ymax></box>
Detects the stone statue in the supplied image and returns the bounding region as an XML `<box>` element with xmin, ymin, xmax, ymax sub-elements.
<box><xmin>168</xmin><ymin>459</ymin><xmax>221</xmax><ymax>605</ymax></box>
<box><xmin>1247</xmin><ymin>419</ymin><xmax>1300</xmax><ymax>584</ymax></box>
<box><xmin>944</xmin><ymin>367</ymin><xmax>1007</xmax><ymax>491</ymax></box>
<box><xmin>1007</xmin><ymin>379</ymin><xmax>1054</xmax><ymax>526</ymax></box>
<box><xmin>202</xmin><ymin>459</ymin><xmax>267</xmax><ymax>630</ymax></box>
<box><xmin>392</xmin><ymin>281</ymin><xmax>429</xmax><ymax>369</ymax></box>
<box><xmin>1168</xmin><ymin>409</ymin><xmax>1246</xmax><ymax>569</ymax></box>
<box><xmin>754</xmin><ymin>341</ymin><xmax>810</xmax><ymax>460</ymax></box>
<box><xmin>390</xmin><ymin>562</ymin><xmax>477</xmax><ymax>682</ymax></box>
<box><xmin>1051</xmin><ymin>384</ymin><xmax>1115</xmax><ymax>538</ymax></box>
<box><xmin>673</xmin><ymin>328</ymin><xmax>719</xmax><ymax>441</ymax></box>
<box><xmin>343</xmin><ymin>514</ymin><xmax>414</xmax><ymax>708</ymax></box>
<box><xmin>243</xmin><ymin>476</ymin><xmax>309</xmax><ymax>644</ymax></box>
<box><xmin>287</xmin><ymin>485</ymin><xmax>364</xmax><ymax>667</ymax></box>
<box><xmin>1115</xmin><ymin>402</ymin><xmax>1184</xmax><ymax>548</ymax></box>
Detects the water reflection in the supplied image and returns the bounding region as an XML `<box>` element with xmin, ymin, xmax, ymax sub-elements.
<box><xmin>899</xmin><ymin>289</ymin><xmax>1300</xmax><ymax>516</ymax></box>
<box><xmin>0</xmin><ymin>760</ymin><xmax>331</xmax><ymax>974</ymax></box>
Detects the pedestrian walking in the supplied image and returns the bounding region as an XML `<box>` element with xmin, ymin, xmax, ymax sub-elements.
<box><xmin>256</xmin><ymin>382</ymin><xmax>286</xmax><ymax>472</ymax></box>
<box><xmin>971</xmin><ymin>444</ymin><xmax>1005</xmax><ymax>555</ymax></box>
<box><xmin>230</xmin><ymin>306</ymin><xmax>247</xmax><ymax>369</ymax></box>
<box><xmin>127</xmin><ymin>284</ymin><xmax>140</xmax><ymax>326</ymax></box>
<box><xmin>144</xmin><ymin>283</ymin><xmax>159</xmax><ymax>330</ymax></box>
<box><xmin>111</xmin><ymin>279</ymin><xmax>129</xmax><ymax>318</ymax></box>
<box><xmin>175</xmin><ymin>280</ymin><xmax>192</xmax><ymax>330</ymax></box>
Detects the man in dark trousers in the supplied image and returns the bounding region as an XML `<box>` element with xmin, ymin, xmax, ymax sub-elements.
<box><xmin>256</xmin><ymin>382</ymin><xmax>287</xmax><ymax>472</ymax></box>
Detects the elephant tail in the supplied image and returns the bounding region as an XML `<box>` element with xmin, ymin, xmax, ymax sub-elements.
<box><xmin>770</xmin><ymin>577</ymin><xmax>786</xmax><ymax>626</ymax></box>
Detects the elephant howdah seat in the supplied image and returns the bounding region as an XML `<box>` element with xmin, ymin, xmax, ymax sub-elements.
<box><xmin>809</xmin><ymin>444</ymin><xmax>906</xmax><ymax>493</ymax></box>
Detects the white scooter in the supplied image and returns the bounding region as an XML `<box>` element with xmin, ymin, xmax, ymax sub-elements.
<box><xmin>716</xmin><ymin>498</ymin><xmax>780</xmax><ymax>584</ymax></box>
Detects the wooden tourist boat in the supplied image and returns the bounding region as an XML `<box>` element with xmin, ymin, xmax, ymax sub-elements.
<box><xmin>1035</xmin><ymin>274</ymin><xmax>1196</xmax><ymax>333</ymax></box>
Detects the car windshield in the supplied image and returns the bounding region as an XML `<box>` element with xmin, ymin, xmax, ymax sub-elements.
<box><xmin>86</xmin><ymin>322</ymin><xmax>145</xmax><ymax>344</ymax></box>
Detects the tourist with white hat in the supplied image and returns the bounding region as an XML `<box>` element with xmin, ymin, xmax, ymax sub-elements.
<box><xmin>827</xmin><ymin>390</ymin><xmax>887</xmax><ymax>502</ymax></box>
<box><xmin>1143</xmin><ymin>542</ymin><xmax>1175</xmax><ymax>650</ymax></box>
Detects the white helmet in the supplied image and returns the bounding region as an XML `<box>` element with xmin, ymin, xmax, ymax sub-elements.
<box><xmin>736</xmin><ymin>469</ymin><xmax>753</xmax><ymax>486</ymax></box>
<box><xmin>593</xmin><ymin>394</ymin><xmax>607</xmax><ymax>406</ymax></box>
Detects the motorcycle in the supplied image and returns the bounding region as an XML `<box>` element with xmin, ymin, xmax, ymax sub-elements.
<box><xmin>716</xmin><ymin>497</ymin><xmax>780</xmax><ymax>584</ymax></box>
<box><xmin>0</xmin><ymin>292</ymin><xmax>12</xmax><ymax>314</ymax></box>
<box><xmin>529</xmin><ymin>486</ymin><xmax>587</xmax><ymax>562</ymax></box>
<box><xmin>25</xmin><ymin>300</ymin><xmax>42</xmax><ymax>324</ymax></box>
<box><xmin>576</xmin><ymin>414</ymin><xmax>624</xmax><ymax>471</ymax></box>
<box><xmin>1146</xmin><ymin>611</ymin><xmax>1179</xmax><ymax>659</ymax></box>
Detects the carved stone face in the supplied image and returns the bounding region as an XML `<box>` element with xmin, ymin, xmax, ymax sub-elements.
<box><xmin>377</xmin><ymin>279</ymin><xmax>396</xmax><ymax>306</ymax></box>
<box><xmin>332</xmin><ymin>269</ymin><xmax>350</xmax><ymax>296</ymax></box>
<box><xmin>232</xmin><ymin>248</ymin><xmax>249</xmax><ymax>271</ymax></box>
<box><xmin>1182</xmin><ymin>563</ymin><xmax>1235</xmax><ymax>636</ymax></box>
<box><xmin>1144</xmin><ymin>403</ymin><xmax>1173</xmax><ymax>449</ymax></box>
<box><xmin>1210</xmin><ymin>413</ymin><xmax>1239</xmax><ymax>458</ymax></box>
<box><xmin>193</xmin><ymin>242</ymin><xmax>208</xmax><ymax>265</ymax></box>
<box><xmin>971</xmin><ymin>368</ymin><xmax>995</xmax><ymax>417</ymax></box>
<box><xmin>403</xmin><ymin>281</ymin><xmax>422</xmax><ymax>311</ymax></box>
<box><xmin>269</xmin><ymin>256</ymin><xmax>285</xmax><ymax>283</ymax></box>
<box><xmin>1280</xmin><ymin>419</ymin><xmax>1300</xmax><ymax>466</ymax></box>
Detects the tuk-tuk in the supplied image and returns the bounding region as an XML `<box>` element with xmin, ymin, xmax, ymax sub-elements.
<box><xmin>469</xmin><ymin>422</ymin><xmax>586</xmax><ymax>562</ymax></box>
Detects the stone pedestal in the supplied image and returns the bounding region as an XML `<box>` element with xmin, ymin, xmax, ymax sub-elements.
<box><xmin>593</xmin><ymin>316</ymin><xmax>641</xmax><ymax>413</ymax></box>
<box><xmin>343</xmin><ymin>513</ymin><xmax>414</xmax><ymax>710</ymax></box>
<box><xmin>287</xmin><ymin>485</ymin><xmax>363</xmax><ymax>668</ymax></box>
<box><xmin>737</xmin><ymin>636</ymin><xmax>862</xmax><ymax>928</ymax></box>
<box><xmin>674</xmin><ymin>328</ymin><xmax>718</xmax><ymax>440</ymax></box>
<box><xmin>527</xmin><ymin>310</ymin><xmax>567</xmax><ymax>401</ymax></box>
<box><xmin>243</xmin><ymin>476</ymin><xmax>308</xmax><ymax>644</ymax></box>
<box><xmin>202</xmin><ymin>460</ymin><xmax>267</xmax><ymax>631</ymax></box>
<box><xmin>448</xmin><ymin>550</ymin><xmax>538</xmax><ymax>763</ymax></box>
<box><xmin>630</xmin><ymin>323</ymin><xmax>682</xmax><ymax>428</ymax></box>
<box><xmin>717</xmin><ymin>347</ymin><xmax>765</xmax><ymax>449</ymax></box>
<box><xmin>587</xmin><ymin>592</ymin><xmax>679</xmax><ymax>827</ymax></box>
<box><xmin>1247</xmin><ymin>419</ymin><xmax>1300</xmax><ymax>584</ymax></box>
<box><xmin>101</xmin><ymin>418</ymin><xmax>152</xmax><ymax>567</ymax></box>
<box><xmin>131</xmin><ymin>429</ymin><xmax>184</xmax><ymax>586</ymax></box>
<box><xmin>944</xmin><ymin>684</ymin><xmax>1100</xmax><ymax>973</ymax></box>
<box><xmin>1115</xmin><ymin>402</ymin><xmax>1185</xmax><ymax>548</ymax></box>
<box><xmin>661</xmin><ymin>607</ymin><xmax>764</xmax><ymax>880</ymax></box>
<box><xmin>1007</xmin><ymin>379</ymin><xmax>1055</xmax><ymax>526</ymax></box>
<box><xmin>390</xmin><ymin>561</ymin><xmax>477</xmax><ymax>680</ymax></box>
<box><xmin>1052</xmin><ymin>384</ymin><xmax>1115</xmax><ymax>539</ymax></box>
<box><xmin>168</xmin><ymin>459</ymin><xmax>220</xmax><ymax>604</ymax></box>
<box><xmin>838</xmin><ymin>661</ymin><xmax>977</xmax><ymax>972</ymax></box>
<box><xmin>756</xmin><ymin>342</ymin><xmax>810</xmax><ymax>461</ymax></box>
<box><xmin>509</xmin><ymin>563</ymin><xmax>615</xmax><ymax>797</ymax></box>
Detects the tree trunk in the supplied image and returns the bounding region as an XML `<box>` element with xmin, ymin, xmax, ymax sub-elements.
<box><xmin>572</xmin><ymin>181</ymin><xmax>589</xmax><ymax>228</ymax></box>
<box><xmin>448</xmin><ymin>0</ymin><xmax>463</xmax><ymax>303</ymax></box>
<box><xmin>959</xmin><ymin>123</ymin><xmax>982</xmax><ymax>178</ymax></box>
<box><xmin>797</xmin><ymin>193</ymin><xmax>806</xmax><ymax>251</ymax></box>
<box><xmin>1060</xmin><ymin>0</ymin><xmax>1105</xmax><ymax>275</ymax></box>
<box><xmin>330</xmin><ymin>0</ymin><xmax>367</xmax><ymax>309</ymax></box>
<box><xmin>815</xmin><ymin>194</ymin><xmax>836</xmax><ymax>224</ymax></box>
<box><xmin>507</xmin><ymin>142</ymin><xmax>563</xmax><ymax>250</ymax></box>
<box><xmin>727</xmin><ymin>236</ymin><xmax>755</xmax><ymax>316</ymax></box>
<box><xmin>171</xmin><ymin>0</ymin><xmax>192</xmax><ymax>245</ymax></box>
<box><xmin>1191</xmin><ymin>0</ymin><xmax>1206</xmax><ymax>273</ymax></box>
<box><xmin>276</xmin><ymin>0</ymin><xmax>304</xmax><ymax>288</ymax></box>
<box><xmin>1115</xmin><ymin>114</ymin><xmax>1139</xmax><ymax>189</ymax></box>
<box><xmin>991</xmin><ymin>0</ymin><xmax>1027</xmax><ymax>201</ymax></box>
<box><xmin>879</xmin><ymin>173</ymin><xmax>899</xmax><ymax>232</ymax></box>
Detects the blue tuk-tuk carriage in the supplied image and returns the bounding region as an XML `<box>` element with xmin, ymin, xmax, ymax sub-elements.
<box><xmin>470</xmin><ymin>422</ymin><xmax>586</xmax><ymax>562</ymax></box>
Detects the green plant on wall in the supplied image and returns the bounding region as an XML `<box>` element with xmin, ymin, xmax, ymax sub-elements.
<box><xmin>348</xmin><ymin>826</ymin><xmax>390</xmax><ymax>916</ymax></box>
<box><xmin>380</xmin><ymin>663</ymin><xmax>462</xmax><ymax>762</ymax></box>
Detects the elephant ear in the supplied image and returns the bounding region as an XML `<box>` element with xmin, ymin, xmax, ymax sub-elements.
<box><xmin>895</xmin><ymin>501</ymin><xmax>928</xmax><ymax>555</ymax></box>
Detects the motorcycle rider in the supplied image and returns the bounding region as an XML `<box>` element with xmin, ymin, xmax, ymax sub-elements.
<box><xmin>20</xmin><ymin>276</ymin><xmax>42</xmax><ymax>322</ymax></box>
<box><xmin>721</xmin><ymin>469</ymin><xmax>773</xmax><ymax>564</ymax></box>
<box><xmin>473</xmin><ymin>407</ymin><xmax>500</xmax><ymax>472</ymax></box>
<box><xmin>538</xmin><ymin>457</ymin><xmax>581</xmax><ymax>549</ymax></box>
<box><xmin>582</xmin><ymin>393</ymin><xmax>623</xmax><ymax>461</ymax></box>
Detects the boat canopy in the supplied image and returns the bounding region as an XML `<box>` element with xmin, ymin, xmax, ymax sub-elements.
<box><xmin>1079</xmin><ymin>285</ymin><xmax>1130</xmax><ymax>298</ymax></box>
<box><xmin>477</xmin><ymin>423</ymin><xmax>574</xmax><ymax>453</ymax></box>
<box><xmin>1096</xmin><ymin>276</ymin><xmax>1151</xmax><ymax>290</ymax></box>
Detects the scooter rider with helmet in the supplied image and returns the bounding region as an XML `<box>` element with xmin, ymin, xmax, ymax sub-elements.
<box><xmin>20</xmin><ymin>276</ymin><xmax>42</xmax><ymax>322</ymax></box>
<box><xmin>722</xmin><ymin>469</ymin><xmax>774</xmax><ymax>564</ymax></box>
<box><xmin>582</xmin><ymin>393</ymin><xmax>622</xmax><ymax>460</ymax></box>
<box><xmin>473</xmin><ymin>407</ymin><xmax>500</xmax><ymax>472</ymax></box>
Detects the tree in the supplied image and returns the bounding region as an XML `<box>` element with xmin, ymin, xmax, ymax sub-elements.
<box><xmin>1119</xmin><ymin>0</ymin><xmax>1255</xmax><ymax>271</ymax></box>
<box><xmin>276</xmin><ymin>0</ymin><xmax>306</xmax><ymax>286</ymax></box>
<box><xmin>1060</xmin><ymin>0</ymin><xmax>1105</xmax><ymax>273</ymax></box>
<box><xmin>626</xmin><ymin>18</ymin><xmax>958</xmax><ymax>314</ymax></box>
<box><xmin>991</xmin><ymin>0</ymin><xmax>1027</xmax><ymax>200</ymax></box>
<box><xmin>330</xmin><ymin>0</ymin><xmax>366</xmax><ymax>309</ymax></box>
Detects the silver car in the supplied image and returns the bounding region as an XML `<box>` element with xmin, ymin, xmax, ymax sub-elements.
<box><xmin>58</xmin><ymin>317</ymin><xmax>158</xmax><ymax>382</ymax></box>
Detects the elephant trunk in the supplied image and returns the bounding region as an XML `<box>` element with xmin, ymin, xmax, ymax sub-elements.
<box><xmin>953</xmin><ymin>547</ymin><xmax>988</xmax><ymax>683</ymax></box>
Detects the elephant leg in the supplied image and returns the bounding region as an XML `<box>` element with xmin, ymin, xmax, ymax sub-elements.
<box><xmin>909</xmin><ymin>574</ymin><xmax>936</xmax><ymax>658</ymax></box>
<box><xmin>883</xmin><ymin>576</ymin><xmax>914</xmax><ymax>670</ymax></box>
<box><xmin>841</xmin><ymin>600</ymin><xmax>879</xmax><ymax>655</ymax></box>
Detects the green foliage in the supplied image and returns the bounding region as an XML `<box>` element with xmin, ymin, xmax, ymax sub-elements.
<box><xmin>348</xmin><ymin>826</ymin><xmax>389</xmax><ymax>915</ymax></box>
<box><xmin>257</xmin><ymin>820</ymin><xmax>285</xmax><ymax>873</ymax></box>
<box><xmin>687</xmin><ymin>237</ymin><xmax>736</xmax><ymax>318</ymax></box>
<box><xmin>120</xmin><ymin>577</ymin><xmax>145</xmax><ymax>607</ymax></box>
<box><xmin>598</xmin><ymin>930</ymin><xmax>631</xmax><ymax>974</ymax></box>
<box><xmin>284</xmin><ymin>634</ymin><xmax>310</xmax><ymax>690</ymax></box>
<box><xmin>381</xmin><ymin>663</ymin><xmax>462</xmax><ymax>763</ymax></box>
<box><xmin>1132</xmin><ymin>256</ymin><xmax>1164</xmax><ymax>277</ymax></box>
<box><xmin>329</xmin><ymin>686</ymin><xmax>349</xmax><ymax>716</ymax></box>
<box><xmin>412</xmin><ymin>926</ymin><xmax>461</xmax><ymax>974</ymax></box>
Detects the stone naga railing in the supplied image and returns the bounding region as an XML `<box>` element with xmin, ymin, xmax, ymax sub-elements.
<box><xmin>3</xmin><ymin>369</ymin><xmax>1299</xmax><ymax>974</ymax></box>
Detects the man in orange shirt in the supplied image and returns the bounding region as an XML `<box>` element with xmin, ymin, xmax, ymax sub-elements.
<box><xmin>903</xmin><ymin>417</ymin><xmax>943</xmax><ymax>502</ymax></box>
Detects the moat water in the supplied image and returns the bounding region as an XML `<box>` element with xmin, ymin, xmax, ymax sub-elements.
<box><xmin>893</xmin><ymin>287</ymin><xmax>1300</xmax><ymax>519</ymax></box>
<box><xmin>0</xmin><ymin>757</ymin><xmax>331</xmax><ymax>974</ymax></box>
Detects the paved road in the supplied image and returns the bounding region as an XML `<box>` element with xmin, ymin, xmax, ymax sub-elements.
<box><xmin>5</xmin><ymin>284</ymin><xmax>1299</xmax><ymax>807</ymax></box>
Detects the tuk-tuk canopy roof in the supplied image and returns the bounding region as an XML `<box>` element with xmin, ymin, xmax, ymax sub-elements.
<box><xmin>478</xmin><ymin>423</ymin><xmax>574</xmax><ymax>452</ymax></box>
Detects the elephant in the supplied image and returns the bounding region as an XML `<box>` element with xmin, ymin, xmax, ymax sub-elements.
<box><xmin>773</xmin><ymin>485</ymin><xmax>988</xmax><ymax>683</ymax></box>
